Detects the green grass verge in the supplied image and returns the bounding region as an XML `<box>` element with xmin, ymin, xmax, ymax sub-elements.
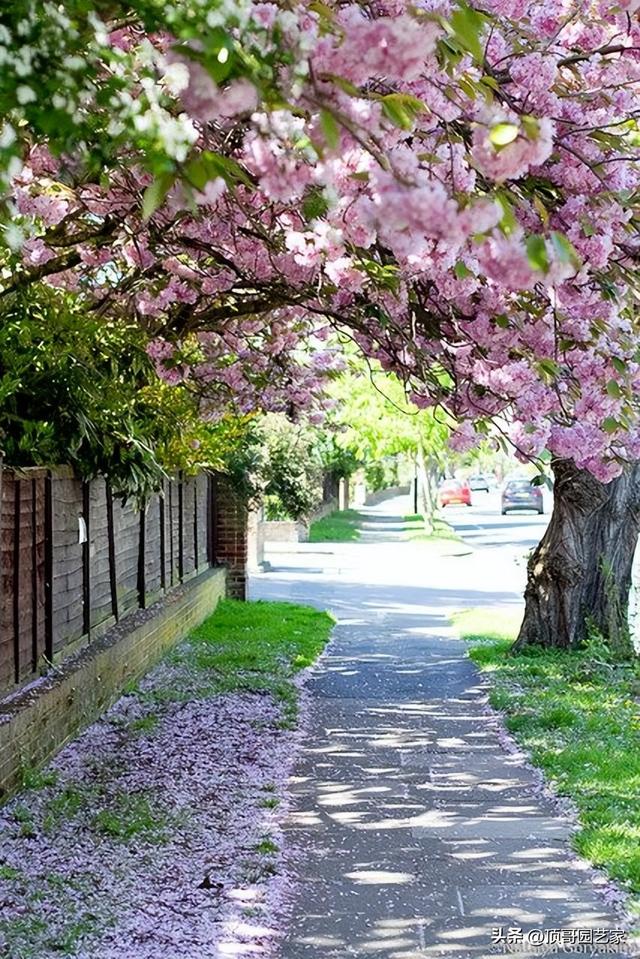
<box><xmin>403</xmin><ymin>513</ymin><xmax>461</xmax><ymax>543</ymax></box>
<box><xmin>177</xmin><ymin>599</ymin><xmax>334</xmax><ymax>726</ymax></box>
<box><xmin>452</xmin><ymin>607</ymin><xmax>640</xmax><ymax>914</ymax></box>
<box><xmin>308</xmin><ymin>509</ymin><xmax>363</xmax><ymax>543</ymax></box>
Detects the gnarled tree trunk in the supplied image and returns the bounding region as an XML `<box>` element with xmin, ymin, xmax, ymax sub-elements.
<box><xmin>514</xmin><ymin>458</ymin><xmax>640</xmax><ymax>653</ymax></box>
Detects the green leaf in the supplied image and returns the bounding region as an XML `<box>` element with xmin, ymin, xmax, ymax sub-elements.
<box><xmin>308</xmin><ymin>1</ymin><xmax>335</xmax><ymax>22</ymax></box>
<box><xmin>602</xmin><ymin>416</ymin><xmax>619</xmax><ymax>434</ymax></box>
<box><xmin>550</xmin><ymin>230</ymin><xmax>581</xmax><ymax>269</ymax></box>
<box><xmin>184</xmin><ymin>151</ymin><xmax>252</xmax><ymax>191</ymax></box>
<box><xmin>358</xmin><ymin>258</ymin><xmax>400</xmax><ymax>292</ymax></box>
<box><xmin>480</xmin><ymin>75</ymin><xmax>500</xmax><ymax>91</ymax></box>
<box><xmin>533</xmin><ymin>195</ymin><xmax>549</xmax><ymax>226</ymax></box>
<box><xmin>606</xmin><ymin>378</ymin><xmax>622</xmax><ymax>398</ymax></box>
<box><xmin>449</xmin><ymin>2</ymin><xmax>487</xmax><ymax>64</ymax></box>
<box><xmin>302</xmin><ymin>187</ymin><xmax>329</xmax><ymax>222</ymax></box>
<box><xmin>611</xmin><ymin>356</ymin><xmax>626</xmax><ymax>375</ymax></box>
<box><xmin>489</xmin><ymin>122</ymin><xmax>519</xmax><ymax>148</ymax></box>
<box><xmin>381</xmin><ymin>94</ymin><xmax>426</xmax><ymax>130</ymax></box>
<box><xmin>458</xmin><ymin>75</ymin><xmax>480</xmax><ymax>101</ymax></box>
<box><xmin>494</xmin><ymin>314</ymin><xmax>510</xmax><ymax>329</ymax></box>
<box><xmin>526</xmin><ymin>234</ymin><xmax>550</xmax><ymax>273</ymax></box>
<box><xmin>580</xmin><ymin>217</ymin><xmax>596</xmax><ymax>237</ymax></box>
<box><xmin>319</xmin><ymin>109</ymin><xmax>341</xmax><ymax>149</ymax></box>
<box><xmin>537</xmin><ymin>358</ymin><xmax>559</xmax><ymax>377</ymax></box>
<box><xmin>495</xmin><ymin>190</ymin><xmax>517</xmax><ymax>236</ymax></box>
<box><xmin>142</xmin><ymin>172</ymin><xmax>176</xmax><ymax>220</ymax></box>
<box><xmin>325</xmin><ymin>74</ymin><xmax>360</xmax><ymax>97</ymax></box>
<box><xmin>454</xmin><ymin>261</ymin><xmax>473</xmax><ymax>279</ymax></box>
<box><xmin>202</xmin><ymin>29</ymin><xmax>235</xmax><ymax>84</ymax></box>
<box><xmin>521</xmin><ymin>115</ymin><xmax>541</xmax><ymax>141</ymax></box>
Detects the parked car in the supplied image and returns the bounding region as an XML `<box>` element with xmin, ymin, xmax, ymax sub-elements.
<box><xmin>468</xmin><ymin>473</ymin><xmax>490</xmax><ymax>492</ymax></box>
<box><xmin>501</xmin><ymin>479</ymin><xmax>544</xmax><ymax>515</ymax></box>
<box><xmin>438</xmin><ymin>478</ymin><xmax>472</xmax><ymax>508</ymax></box>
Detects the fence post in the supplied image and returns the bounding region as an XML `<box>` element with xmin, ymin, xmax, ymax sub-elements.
<box><xmin>137</xmin><ymin>501</ymin><xmax>146</xmax><ymax>609</ymax></box>
<box><xmin>193</xmin><ymin>480</ymin><xmax>199</xmax><ymax>572</ymax></box>
<box><xmin>178</xmin><ymin>475</ymin><xmax>184</xmax><ymax>583</ymax></box>
<box><xmin>12</xmin><ymin>477</ymin><xmax>20</xmax><ymax>684</ymax></box>
<box><xmin>44</xmin><ymin>471</ymin><xmax>53</xmax><ymax>662</ymax></box>
<box><xmin>168</xmin><ymin>482</ymin><xmax>174</xmax><ymax>586</ymax></box>
<box><xmin>207</xmin><ymin>473</ymin><xmax>218</xmax><ymax>567</ymax></box>
<box><xmin>159</xmin><ymin>482</ymin><xmax>166</xmax><ymax>591</ymax></box>
<box><xmin>212</xmin><ymin>478</ymin><xmax>248</xmax><ymax>600</ymax></box>
<box><xmin>106</xmin><ymin>483</ymin><xmax>119</xmax><ymax>622</ymax></box>
<box><xmin>30</xmin><ymin>478</ymin><xmax>38</xmax><ymax>672</ymax></box>
<box><xmin>82</xmin><ymin>480</ymin><xmax>91</xmax><ymax>638</ymax></box>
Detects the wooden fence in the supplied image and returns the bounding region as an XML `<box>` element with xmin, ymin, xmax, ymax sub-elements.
<box><xmin>0</xmin><ymin>466</ymin><xmax>221</xmax><ymax>695</ymax></box>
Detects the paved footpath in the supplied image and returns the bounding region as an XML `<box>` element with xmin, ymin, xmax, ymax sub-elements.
<box><xmin>251</xmin><ymin>496</ymin><xmax>630</xmax><ymax>959</ymax></box>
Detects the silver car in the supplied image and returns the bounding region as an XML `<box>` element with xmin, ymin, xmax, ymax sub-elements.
<box><xmin>501</xmin><ymin>479</ymin><xmax>544</xmax><ymax>515</ymax></box>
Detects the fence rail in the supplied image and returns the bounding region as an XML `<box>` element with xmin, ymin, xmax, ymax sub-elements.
<box><xmin>0</xmin><ymin>466</ymin><xmax>221</xmax><ymax>695</ymax></box>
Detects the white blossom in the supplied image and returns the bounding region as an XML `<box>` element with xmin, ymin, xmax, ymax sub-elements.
<box><xmin>16</xmin><ymin>85</ymin><xmax>36</xmax><ymax>105</ymax></box>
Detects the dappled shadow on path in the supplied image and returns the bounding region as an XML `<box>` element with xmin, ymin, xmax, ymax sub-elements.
<box><xmin>251</xmin><ymin>498</ymin><xmax>626</xmax><ymax>959</ymax></box>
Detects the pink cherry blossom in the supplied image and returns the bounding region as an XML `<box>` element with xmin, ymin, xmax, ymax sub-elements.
<box><xmin>8</xmin><ymin>0</ymin><xmax>640</xmax><ymax>479</ymax></box>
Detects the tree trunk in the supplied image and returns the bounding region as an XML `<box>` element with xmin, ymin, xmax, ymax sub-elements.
<box><xmin>514</xmin><ymin>458</ymin><xmax>640</xmax><ymax>654</ymax></box>
<box><xmin>416</xmin><ymin>441</ymin><xmax>439</xmax><ymax>534</ymax></box>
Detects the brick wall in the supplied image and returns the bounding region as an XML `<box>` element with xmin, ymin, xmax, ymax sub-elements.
<box><xmin>213</xmin><ymin>478</ymin><xmax>249</xmax><ymax>600</ymax></box>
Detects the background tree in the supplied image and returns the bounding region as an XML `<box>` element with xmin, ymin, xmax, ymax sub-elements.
<box><xmin>258</xmin><ymin>415</ymin><xmax>325</xmax><ymax>522</ymax></box>
<box><xmin>329</xmin><ymin>360</ymin><xmax>451</xmax><ymax>533</ymax></box>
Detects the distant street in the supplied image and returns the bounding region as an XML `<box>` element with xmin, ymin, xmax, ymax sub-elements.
<box><xmin>443</xmin><ymin>487</ymin><xmax>549</xmax><ymax>551</ymax></box>
<box><xmin>435</xmin><ymin>487</ymin><xmax>550</xmax><ymax>602</ymax></box>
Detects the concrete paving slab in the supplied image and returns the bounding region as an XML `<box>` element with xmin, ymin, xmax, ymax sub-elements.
<box><xmin>410</xmin><ymin>807</ymin><xmax>572</xmax><ymax>841</ymax></box>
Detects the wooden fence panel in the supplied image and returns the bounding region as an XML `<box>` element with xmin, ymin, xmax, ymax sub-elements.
<box><xmin>169</xmin><ymin>479</ymin><xmax>181</xmax><ymax>586</ymax></box>
<box><xmin>89</xmin><ymin>478</ymin><xmax>113</xmax><ymax>632</ymax></box>
<box><xmin>0</xmin><ymin>466</ymin><xmax>225</xmax><ymax>697</ymax></box>
<box><xmin>0</xmin><ymin>471</ymin><xmax>48</xmax><ymax>686</ymax></box>
<box><xmin>144</xmin><ymin>491</ymin><xmax>163</xmax><ymax>602</ymax></box>
<box><xmin>113</xmin><ymin>496</ymin><xmax>140</xmax><ymax>618</ymax></box>
<box><xmin>0</xmin><ymin>476</ymin><xmax>14</xmax><ymax>691</ymax></box>
<box><xmin>182</xmin><ymin>479</ymin><xmax>196</xmax><ymax>578</ymax></box>
<box><xmin>50</xmin><ymin>470</ymin><xmax>85</xmax><ymax>655</ymax></box>
<box><xmin>193</xmin><ymin>474</ymin><xmax>207</xmax><ymax>571</ymax></box>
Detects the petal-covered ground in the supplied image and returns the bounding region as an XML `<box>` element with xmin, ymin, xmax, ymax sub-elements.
<box><xmin>0</xmin><ymin>600</ymin><xmax>333</xmax><ymax>959</ymax></box>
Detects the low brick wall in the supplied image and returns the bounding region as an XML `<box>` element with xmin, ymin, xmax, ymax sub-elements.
<box><xmin>259</xmin><ymin>498</ymin><xmax>339</xmax><ymax>551</ymax></box>
<box><xmin>364</xmin><ymin>484</ymin><xmax>411</xmax><ymax>507</ymax></box>
<box><xmin>0</xmin><ymin>567</ymin><xmax>226</xmax><ymax>801</ymax></box>
<box><xmin>261</xmin><ymin>520</ymin><xmax>308</xmax><ymax>544</ymax></box>
<box><xmin>308</xmin><ymin>497</ymin><xmax>338</xmax><ymax>524</ymax></box>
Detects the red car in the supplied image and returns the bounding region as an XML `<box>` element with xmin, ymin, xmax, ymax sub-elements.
<box><xmin>438</xmin><ymin>479</ymin><xmax>472</xmax><ymax>508</ymax></box>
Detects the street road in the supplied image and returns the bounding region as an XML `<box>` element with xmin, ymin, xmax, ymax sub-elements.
<box><xmin>436</xmin><ymin>487</ymin><xmax>550</xmax><ymax>600</ymax></box>
<box><xmin>443</xmin><ymin>487</ymin><xmax>549</xmax><ymax>551</ymax></box>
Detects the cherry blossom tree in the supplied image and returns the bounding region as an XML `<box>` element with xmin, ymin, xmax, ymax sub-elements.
<box><xmin>515</xmin><ymin>459</ymin><xmax>640</xmax><ymax>654</ymax></box>
<box><xmin>4</xmin><ymin>0</ymin><xmax>640</xmax><ymax>648</ymax></box>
